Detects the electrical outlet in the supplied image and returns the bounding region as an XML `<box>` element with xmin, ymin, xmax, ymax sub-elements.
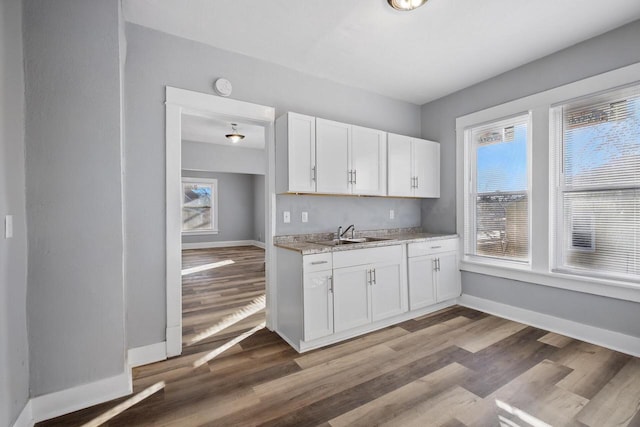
<box><xmin>301</xmin><ymin>212</ymin><xmax>308</xmax><ymax>223</ymax></box>
<box><xmin>389</xmin><ymin>210</ymin><xmax>395</xmax><ymax>220</ymax></box>
<box><xmin>283</xmin><ymin>211</ymin><xmax>291</xmax><ymax>223</ymax></box>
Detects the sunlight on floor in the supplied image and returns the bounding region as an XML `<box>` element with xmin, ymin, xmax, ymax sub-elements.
<box><xmin>193</xmin><ymin>321</ymin><xmax>266</xmax><ymax>368</ymax></box>
<box><xmin>181</xmin><ymin>259</ymin><xmax>235</xmax><ymax>276</ymax></box>
<box><xmin>186</xmin><ymin>294</ymin><xmax>266</xmax><ymax>346</ymax></box>
<box><xmin>495</xmin><ymin>399</ymin><xmax>551</xmax><ymax>427</ymax></box>
<box><xmin>80</xmin><ymin>381</ymin><xmax>166</xmax><ymax>427</ymax></box>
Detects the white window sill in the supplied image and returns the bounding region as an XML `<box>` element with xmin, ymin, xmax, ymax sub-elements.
<box><xmin>182</xmin><ymin>230</ymin><xmax>219</xmax><ymax>236</ymax></box>
<box><xmin>460</xmin><ymin>259</ymin><xmax>640</xmax><ymax>303</ymax></box>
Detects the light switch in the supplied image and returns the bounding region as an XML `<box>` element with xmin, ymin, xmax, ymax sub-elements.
<box><xmin>283</xmin><ymin>211</ymin><xmax>291</xmax><ymax>223</ymax></box>
<box><xmin>301</xmin><ymin>212</ymin><xmax>308</xmax><ymax>223</ymax></box>
<box><xmin>5</xmin><ymin>215</ymin><xmax>13</xmax><ymax>239</ymax></box>
<box><xmin>389</xmin><ymin>210</ymin><xmax>395</xmax><ymax>220</ymax></box>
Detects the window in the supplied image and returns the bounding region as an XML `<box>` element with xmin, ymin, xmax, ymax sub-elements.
<box><xmin>181</xmin><ymin>177</ymin><xmax>218</xmax><ymax>234</ymax></box>
<box><xmin>464</xmin><ymin>114</ymin><xmax>530</xmax><ymax>264</ymax></box>
<box><xmin>552</xmin><ymin>84</ymin><xmax>640</xmax><ymax>280</ymax></box>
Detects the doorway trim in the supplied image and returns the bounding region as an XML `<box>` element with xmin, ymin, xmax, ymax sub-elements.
<box><xmin>165</xmin><ymin>87</ymin><xmax>276</xmax><ymax>357</ymax></box>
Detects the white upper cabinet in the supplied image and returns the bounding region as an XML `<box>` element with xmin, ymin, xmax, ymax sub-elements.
<box><xmin>275</xmin><ymin>112</ymin><xmax>316</xmax><ymax>193</ymax></box>
<box><xmin>388</xmin><ymin>133</ymin><xmax>440</xmax><ymax>198</ymax></box>
<box><xmin>316</xmin><ymin>119</ymin><xmax>387</xmax><ymax>196</ymax></box>
<box><xmin>351</xmin><ymin>125</ymin><xmax>387</xmax><ymax>196</ymax></box>
<box><xmin>316</xmin><ymin>118</ymin><xmax>351</xmax><ymax>194</ymax></box>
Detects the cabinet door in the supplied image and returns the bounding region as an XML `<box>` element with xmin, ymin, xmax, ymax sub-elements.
<box><xmin>333</xmin><ymin>266</ymin><xmax>372</xmax><ymax>332</ymax></box>
<box><xmin>387</xmin><ymin>133</ymin><xmax>413</xmax><ymax>197</ymax></box>
<box><xmin>371</xmin><ymin>262</ymin><xmax>406</xmax><ymax>322</ymax></box>
<box><xmin>316</xmin><ymin>118</ymin><xmax>351</xmax><ymax>194</ymax></box>
<box><xmin>351</xmin><ymin>125</ymin><xmax>386</xmax><ymax>196</ymax></box>
<box><xmin>303</xmin><ymin>271</ymin><xmax>334</xmax><ymax>341</ymax></box>
<box><xmin>408</xmin><ymin>256</ymin><xmax>436</xmax><ymax>310</ymax></box>
<box><xmin>435</xmin><ymin>252</ymin><xmax>461</xmax><ymax>302</ymax></box>
<box><xmin>287</xmin><ymin>112</ymin><xmax>316</xmax><ymax>193</ymax></box>
<box><xmin>413</xmin><ymin>139</ymin><xmax>440</xmax><ymax>198</ymax></box>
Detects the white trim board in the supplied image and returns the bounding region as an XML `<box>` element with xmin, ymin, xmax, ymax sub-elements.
<box><xmin>12</xmin><ymin>401</ymin><xmax>33</xmax><ymax>427</ymax></box>
<box><xmin>127</xmin><ymin>342</ymin><xmax>167</xmax><ymax>368</ymax></box>
<box><xmin>458</xmin><ymin>294</ymin><xmax>640</xmax><ymax>357</ymax></box>
<box><xmin>182</xmin><ymin>240</ymin><xmax>265</xmax><ymax>250</ymax></box>
<box><xmin>30</xmin><ymin>371</ymin><xmax>132</xmax><ymax>423</ymax></box>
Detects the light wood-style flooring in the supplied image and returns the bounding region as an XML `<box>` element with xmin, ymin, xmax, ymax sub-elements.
<box><xmin>38</xmin><ymin>246</ymin><xmax>640</xmax><ymax>426</ymax></box>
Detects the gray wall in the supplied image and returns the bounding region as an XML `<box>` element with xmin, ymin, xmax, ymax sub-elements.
<box><xmin>253</xmin><ymin>175</ymin><xmax>265</xmax><ymax>243</ymax></box>
<box><xmin>24</xmin><ymin>0</ymin><xmax>126</xmax><ymax>396</ymax></box>
<box><xmin>0</xmin><ymin>0</ymin><xmax>29</xmax><ymax>423</ymax></box>
<box><xmin>181</xmin><ymin>170</ymin><xmax>258</xmax><ymax>244</ymax></box>
<box><xmin>420</xmin><ymin>20</ymin><xmax>640</xmax><ymax>336</ymax></box>
<box><xmin>277</xmin><ymin>195</ymin><xmax>421</xmax><ymax>235</ymax></box>
<box><xmin>125</xmin><ymin>23</ymin><xmax>422</xmax><ymax>348</ymax></box>
<box><xmin>182</xmin><ymin>140</ymin><xmax>265</xmax><ymax>175</ymax></box>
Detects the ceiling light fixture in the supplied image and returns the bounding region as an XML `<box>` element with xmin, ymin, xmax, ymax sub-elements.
<box><xmin>225</xmin><ymin>123</ymin><xmax>245</xmax><ymax>143</ymax></box>
<box><xmin>387</xmin><ymin>0</ymin><xmax>427</xmax><ymax>11</ymax></box>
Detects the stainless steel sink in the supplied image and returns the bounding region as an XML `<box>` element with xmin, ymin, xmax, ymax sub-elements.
<box><xmin>311</xmin><ymin>236</ymin><xmax>391</xmax><ymax>246</ymax></box>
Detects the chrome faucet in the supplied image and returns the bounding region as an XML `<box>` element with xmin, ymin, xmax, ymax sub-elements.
<box><xmin>339</xmin><ymin>224</ymin><xmax>355</xmax><ymax>240</ymax></box>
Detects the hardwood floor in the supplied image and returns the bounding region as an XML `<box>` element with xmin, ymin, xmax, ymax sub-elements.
<box><xmin>38</xmin><ymin>248</ymin><xmax>640</xmax><ymax>426</ymax></box>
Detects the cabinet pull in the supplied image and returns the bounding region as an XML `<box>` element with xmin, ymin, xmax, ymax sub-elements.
<box><xmin>348</xmin><ymin>170</ymin><xmax>352</xmax><ymax>183</ymax></box>
<box><xmin>328</xmin><ymin>276</ymin><xmax>333</xmax><ymax>293</ymax></box>
<box><xmin>433</xmin><ymin>259</ymin><xmax>437</xmax><ymax>271</ymax></box>
<box><xmin>373</xmin><ymin>268</ymin><xmax>377</xmax><ymax>284</ymax></box>
<box><xmin>311</xmin><ymin>260</ymin><xmax>328</xmax><ymax>265</ymax></box>
<box><xmin>431</xmin><ymin>245</ymin><xmax>442</xmax><ymax>249</ymax></box>
<box><xmin>311</xmin><ymin>166</ymin><xmax>317</xmax><ymax>181</ymax></box>
<box><xmin>353</xmin><ymin>169</ymin><xmax>357</xmax><ymax>185</ymax></box>
<box><xmin>411</xmin><ymin>176</ymin><xmax>415</xmax><ymax>188</ymax></box>
<box><xmin>436</xmin><ymin>258</ymin><xmax>441</xmax><ymax>271</ymax></box>
<box><xmin>367</xmin><ymin>269</ymin><xmax>371</xmax><ymax>285</ymax></box>
<box><xmin>416</xmin><ymin>176</ymin><xmax>419</xmax><ymax>188</ymax></box>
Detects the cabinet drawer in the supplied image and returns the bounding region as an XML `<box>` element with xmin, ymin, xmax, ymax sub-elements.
<box><xmin>408</xmin><ymin>238</ymin><xmax>458</xmax><ymax>257</ymax></box>
<box><xmin>303</xmin><ymin>253</ymin><xmax>333</xmax><ymax>273</ymax></box>
<box><xmin>333</xmin><ymin>245</ymin><xmax>402</xmax><ymax>269</ymax></box>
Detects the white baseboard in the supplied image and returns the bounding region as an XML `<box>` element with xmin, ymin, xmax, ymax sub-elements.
<box><xmin>182</xmin><ymin>240</ymin><xmax>265</xmax><ymax>250</ymax></box>
<box><xmin>128</xmin><ymin>342</ymin><xmax>167</xmax><ymax>368</ymax></box>
<box><xmin>12</xmin><ymin>400</ymin><xmax>33</xmax><ymax>427</ymax></box>
<box><xmin>458</xmin><ymin>294</ymin><xmax>640</xmax><ymax>357</ymax></box>
<box><xmin>31</xmin><ymin>371</ymin><xmax>132</xmax><ymax>423</ymax></box>
<box><xmin>166</xmin><ymin>325</ymin><xmax>182</xmax><ymax>357</ymax></box>
<box><xmin>253</xmin><ymin>240</ymin><xmax>266</xmax><ymax>249</ymax></box>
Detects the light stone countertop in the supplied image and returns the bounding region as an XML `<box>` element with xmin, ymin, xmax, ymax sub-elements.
<box><xmin>274</xmin><ymin>228</ymin><xmax>458</xmax><ymax>255</ymax></box>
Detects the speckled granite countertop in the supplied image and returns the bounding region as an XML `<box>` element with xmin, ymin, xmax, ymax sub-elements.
<box><xmin>274</xmin><ymin>228</ymin><xmax>458</xmax><ymax>255</ymax></box>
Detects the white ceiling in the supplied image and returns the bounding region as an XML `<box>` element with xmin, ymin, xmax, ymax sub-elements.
<box><xmin>124</xmin><ymin>0</ymin><xmax>640</xmax><ymax>105</ymax></box>
<box><xmin>181</xmin><ymin>114</ymin><xmax>265</xmax><ymax>149</ymax></box>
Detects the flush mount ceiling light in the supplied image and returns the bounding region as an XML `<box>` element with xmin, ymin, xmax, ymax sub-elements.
<box><xmin>225</xmin><ymin>123</ymin><xmax>245</xmax><ymax>143</ymax></box>
<box><xmin>387</xmin><ymin>0</ymin><xmax>428</xmax><ymax>11</ymax></box>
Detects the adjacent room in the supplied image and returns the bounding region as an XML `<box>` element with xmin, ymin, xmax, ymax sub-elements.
<box><xmin>2</xmin><ymin>1</ymin><xmax>640</xmax><ymax>426</ymax></box>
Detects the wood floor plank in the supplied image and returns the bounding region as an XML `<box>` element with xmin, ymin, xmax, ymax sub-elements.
<box><xmin>576</xmin><ymin>357</ymin><xmax>640</xmax><ymax>427</ymax></box>
<box><xmin>538</xmin><ymin>331</ymin><xmax>574</xmax><ymax>348</ymax></box>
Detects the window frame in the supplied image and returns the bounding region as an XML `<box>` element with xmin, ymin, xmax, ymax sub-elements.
<box><xmin>455</xmin><ymin>62</ymin><xmax>640</xmax><ymax>303</ymax></box>
<box><xmin>463</xmin><ymin>112</ymin><xmax>533</xmax><ymax>267</ymax></box>
<box><xmin>181</xmin><ymin>177</ymin><xmax>219</xmax><ymax>235</ymax></box>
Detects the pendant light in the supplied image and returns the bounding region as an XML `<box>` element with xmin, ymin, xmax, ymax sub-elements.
<box><xmin>225</xmin><ymin>123</ymin><xmax>245</xmax><ymax>143</ymax></box>
<box><xmin>387</xmin><ymin>0</ymin><xmax>427</xmax><ymax>11</ymax></box>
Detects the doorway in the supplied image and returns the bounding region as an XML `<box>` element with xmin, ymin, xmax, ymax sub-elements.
<box><xmin>165</xmin><ymin>87</ymin><xmax>276</xmax><ymax>357</ymax></box>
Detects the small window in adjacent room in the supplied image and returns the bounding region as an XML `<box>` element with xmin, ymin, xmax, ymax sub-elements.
<box><xmin>464</xmin><ymin>113</ymin><xmax>531</xmax><ymax>264</ymax></box>
<box><xmin>181</xmin><ymin>177</ymin><xmax>218</xmax><ymax>234</ymax></box>
<box><xmin>551</xmin><ymin>83</ymin><xmax>640</xmax><ymax>281</ymax></box>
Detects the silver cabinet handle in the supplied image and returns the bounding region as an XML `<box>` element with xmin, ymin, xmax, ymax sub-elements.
<box><xmin>328</xmin><ymin>275</ymin><xmax>333</xmax><ymax>293</ymax></box>
<box><xmin>373</xmin><ymin>268</ymin><xmax>377</xmax><ymax>284</ymax></box>
<box><xmin>431</xmin><ymin>246</ymin><xmax>442</xmax><ymax>249</ymax></box>
<box><xmin>416</xmin><ymin>176</ymin><xmax>419</xmax><ymax>188</ymax></box>
<box><xmin>353</xmin><ymin>169</ymin><xmax>357</xmax><ymax>185</ymax></box>
<box><xmin>437</xmin><ymin>258</ymin><xmax>441</xmax><ymax>271</ymax></box>
<box><xmin>367</xmin><ymin>269</ymin><xmax>371</xmax><ymax>285</ymax></box>
<box><xmin>311</xmin><ymin>260</ymin><xmax>328</xmax><ymax>265</ymax></box>
<box><xmin>411</xmin><ymin>177</ymin><xmax>415</xmax><ymax>188</ymax></box>
<box><xmin>433</xmin><ymin>258</ymin><xmax>437</xmax><ymax>271</ymax></box>
<box><xmin>348</xmin><ymin>170</ymin><xmax>352</xmax><ymax>183</ymax></box>
<box><xmin>312</xmin><ymin>166</ymin><xmax>316</xmax><ymax>181</ymax></box>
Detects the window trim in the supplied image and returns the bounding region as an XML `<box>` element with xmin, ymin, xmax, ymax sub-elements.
<box><xmin>181</xmin><ymin>177</ymin><xmax>219</xmax><ymax>235</ymax></box>
<box><xmin>463</xmin><ymin>112</ymin><xmax>533</xmax><ymax>266</ymax></box>
<box><xmin>455</xmin><ymin>62</ymin><xmax>640</xmax><ymax>303</ymax></box>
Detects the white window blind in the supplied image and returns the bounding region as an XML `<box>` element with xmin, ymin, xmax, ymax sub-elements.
<box><xmin>465</xmin><ymin>114</ymin><xmax>530</xmax><ymax>263</ymax></box>
<box><xmin>552</xmin><ymin>83</ymin><xmax>640</xmax><ymax>280</ymax></box>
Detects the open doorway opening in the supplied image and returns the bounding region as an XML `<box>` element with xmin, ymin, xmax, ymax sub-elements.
<box><xmin>165</xmin><ymin>87</ymin><xmax>275</xmax><ymax>357</ymax></box>
<box><xmin>179</xmin><ymin>114</ymin><xmax>267</xmax><ymax>354</ymax></box>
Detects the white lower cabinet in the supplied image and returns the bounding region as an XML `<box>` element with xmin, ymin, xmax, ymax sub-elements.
<box><xmin>407</xmin><ymin>238</ymin><xmax>461</xmax><ymax>309</ymax></box>
<box><xmin>276</xmin><ymin>238</ymin><xmax>458</xmax><ymax>353</ymax></box>
<box><xmin>303</xmin><ymin>269</ymin><xmax>334</xmax><ymax>341</ymax></box>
